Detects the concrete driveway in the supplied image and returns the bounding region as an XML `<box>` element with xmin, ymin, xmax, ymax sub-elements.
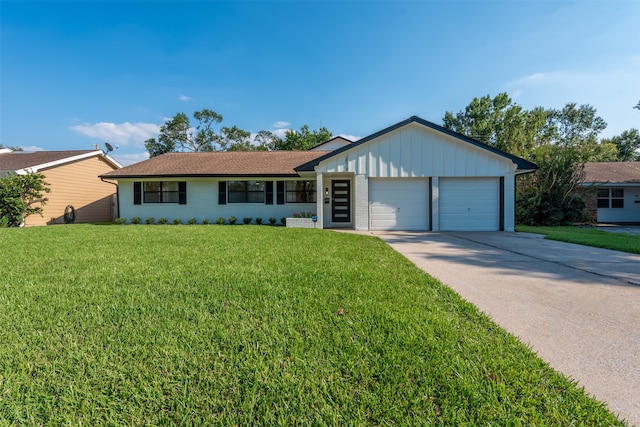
<box><xmin>374</xmin><ymin>231</ymin><xmax>640</xmax><ymax>426</ymax></box>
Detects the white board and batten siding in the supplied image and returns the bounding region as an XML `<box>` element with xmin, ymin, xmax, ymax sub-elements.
<box><xmin>317</xmin><ymin>123</ymin><xmax>516</xmax><ymax>179</ymax></box>
<box><xmin>369</xmin><ymin>178</ymin><xmax>429</xmax><ymax>230</ymax></box>
<box><xmin>316</xmin><ymin>122</ymin><xmax>518</xmax><ymax>231</ymax></box>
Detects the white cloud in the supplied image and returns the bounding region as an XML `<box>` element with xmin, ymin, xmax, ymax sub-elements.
<box><xmin>178</xmin><ymin>94</ymin><xmax>191</xmax><ymax>101</ymax></box>
<box><xmin>273</xmin><ymin>121</ymin><xmax>290</xmax><ymax>129</ymax></box>
<box><xmin>70</xmin><ymin>121</ymin><xmax>160</xmax><ymax>147</ymax></box>
<box><xmin>111</xmin><ymin>151</ymin><xmax>149</xmax><ymax>166</ymax></box>
<box><xmin>272</xmin><ymin>128</ymin><xmax>290</xmax><ymax>139</ymax></box>
<box><xmin>502</xmin><ymin>55</ymin><xmax>640</xmax><ymax>138</ymax></box>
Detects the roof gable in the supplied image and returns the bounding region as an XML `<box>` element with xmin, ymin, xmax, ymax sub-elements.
<box><xmin>0</xmin><ymin>150</ymin><xmax>121</xmax><ymax>173</ymax></box>
<box><xmin>296</xmin><ymin>116</ymin><xmax>538</xmax><ymax>173</ymax></box>
<box><xmin>583</xmin><ymin>162</ymin><xmax>640</xmax><ymax>184</ymax></box>
<box><xmin>309</xmin><ymin>136</ymin><xmax>353</xmax><ymax>151</ymax></box>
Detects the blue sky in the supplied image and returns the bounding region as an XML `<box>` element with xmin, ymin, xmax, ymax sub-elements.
<box><xmin>1</xmin><ymin>1</ymin><xmax>638</xmax><ymax>165</ymax></box>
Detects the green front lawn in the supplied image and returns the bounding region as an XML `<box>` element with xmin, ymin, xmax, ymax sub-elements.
<box><xmin>0</xmin><ymin>225</ymin><xmax>624</xmax><ymax>425</ymax></box>
<box><xmin>517</xmin><ymin>225</ymin><xmax>640</xmax><ymax>254</ymax></box>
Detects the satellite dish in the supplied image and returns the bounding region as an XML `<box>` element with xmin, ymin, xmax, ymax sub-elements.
<box><xmin>105</xmin><ymin>142</ymin><xmax>114</xmax><ymax>152</ymax></box>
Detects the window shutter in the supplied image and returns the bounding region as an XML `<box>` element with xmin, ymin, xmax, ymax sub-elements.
<box><xmin>218</xmin><ymin>181</ymin><xmax>227</xmax><ymax>205</ymax></box>
<box><xmin>133</xmin><ymin>182</ymin><xmax>142</xmax><ymax>205</ymax></box>
<box><xmin>265</xmin><ymin>181</ymin><xmax>273</xmax><ymax>205</ymax></box>
<box><xmin>276</xmin><ymin>181</ymin><xmax>285</xmax><ymax>205</ymax></box>
<box><xmin>178</xmin><ymin>182</ymin><xmax>187</xmax><ymax>205</ymax></box>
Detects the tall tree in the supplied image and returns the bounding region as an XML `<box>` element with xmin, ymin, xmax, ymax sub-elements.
<box><xmin>0</xmin><ymin>172</ymin><xmax>50</xmax><ymax>227</ymax></box>
<box><xmin>270</xmin><ymin>125</ymin><xmax>333</xmax><ymax>151</ymax></box>
<box><xmin>443</xmin><ymin>93</ymin><xmax>547</xmax><ymax>156</ymax></box>
<box><xmin>444</xmin><ymin>95</ymin><xmax>612</xmax><ymax>225</ymax></box>
<box><xmin>602</xmin><ymin>129</ymin><xmax>640</xmax><ymax>161</ymax></box>
<box><xmin>0</xmin><ymin>144</ymin><xmax>23</xmax><ymax>151</ymax></box>
<box><xmin>252</xmin><ymin>130</ymin><xmax>281</xmax><ymax>151</ymax></box>
<box><xmin>221</xmin><ymin>126</ymin><xmax>253</xmax><ymax>151</ymax></box>
<box><xmin>144</xmin><ymin>109</ymin><xmax>251</xmax><ymax>157</ymax></box>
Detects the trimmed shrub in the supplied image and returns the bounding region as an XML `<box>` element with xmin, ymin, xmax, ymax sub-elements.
<box><xmin>243</xmin><ymin>217</ymin><xmax>252</xmax><ymax>225</ymax></box>
<box><xmin>173</xmin><ymin>218</ymin><xmax>182</xmax><ymax>225</ymax></box>
<box><xmin>131</xmin><ymin>216</ymin><xmax>141</xmax><ymax>224</ymax></box>
<box><xmin>202</xmin><ymin>218</ymin><xmax>211</xmax><ymax>225</ymax></box>
<box><xmin>228</xmin><ymin>216</ymin><xmax>237</xmax><ymax>225</ymax></box>
<box><xmin>157</xmin><ymin>217</ymin><xmax>168</xmax><ymax>225</ymax></box>
<box><xmin>255</xmin><ymin>217</ymin><xmax>263</xmax><ymax>225</ymax></box>
<box><xmin>187</xmin><ymin>218</ymin><xmax>197</xmax><ymax>225</ymax></box>
<box><xmin>269</xmin><ymin>217</ymin><xmax>277</xmax><ymax>225</ymax></box>
<box><xmin>216</xmin><ymin>217</ymin><xmax>226</xmax><ymax>225</ymax></box>
<box><xmin>280</xmin><ymin>217</ymin><xmax>286</xmax><ymax>226</ymax></box>
<box><xmin>114</xmin><ymin>217</ymin><xmax>126</xmax><ymax>225</ymax></box>
<box><xmin>145</xmin><ymin>217</ymin><xmax>155</xmax><ymax>225</ymax></box>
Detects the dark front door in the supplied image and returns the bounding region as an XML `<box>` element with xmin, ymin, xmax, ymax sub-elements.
<box><xmin>332</xmin><ymin>180</ymin><xmax>351</xmax><ymax>223</ymax></box>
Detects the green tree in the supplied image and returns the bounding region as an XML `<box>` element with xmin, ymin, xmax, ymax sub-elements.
<box><xmin>544</xmin><ymin>103</ymin><xmax>607</xmax><ymax>161</ymax></box>
<box><xmin>222</xmin><ymin>126</ymin><xmax>267</xmax><ymax>151</ymax></box>
<box><xmin>442</xmin><ymin>93</ymin><xmax>547</xmax><ymax>156</ymax></box>
<box><xmin>444</xmin><ymin>96</ymin><xmax>611</xmax><ymax>225</ymax></box>
<box><xmin>602</xmin><ymin>129</ymin><xmax>640</xmax><ymax>161</ymax></box>
<box><xmin>270</xmin><ymin>125</ymin><xmax>333</xmax><ymax>151</ymax></box>
<box><xmin>0</xmin><ymin>144</ymin><xmax>23</xmax><ymax>151</ymax></box>
<box><xmin>252</xmin><ymin>130</ymin><xmax>282</xmax><ymax>151</ymax></box>
<box><xmin>0</xmin><ymin>172</ymin><xmax>50</xmax><ymax>227</ymax></box>
<box><xmin>144</xmin><ymin>109</ymin><xmax>253</xmax><ymax>157</ymax></box>
<box><xmin>516</xmin><ymin>146</ymin><xmax>588</xmax><ymax>225</ymax></box>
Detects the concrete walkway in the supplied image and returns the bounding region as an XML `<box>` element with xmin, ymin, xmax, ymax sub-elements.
<box><xmin>373</xmin><ymin>231</ymin><xmax>640</xmax><ymax>426</ymax></box>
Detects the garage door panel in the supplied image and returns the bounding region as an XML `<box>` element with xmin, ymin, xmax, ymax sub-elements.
<box><xmin>440</xmin><ymin>178</ymin><xmax>500</xmax><ymax>231</ymax></box>
<box><xmin>370</xmin><ymin>178</ymin><xmax>429</xmax><ymax>230</ymax></box>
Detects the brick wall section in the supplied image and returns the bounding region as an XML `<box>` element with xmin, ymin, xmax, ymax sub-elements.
<box><xmin>577</xmin><ymin>187</ymin><xmax>597</xmax><ymax>222</ymax></box>
<box><xmin>355</xmin><ymin>175</ymin><xmax>368</xmax><ymax>230</ymax></box>
<box><xmin>316</xmin><ymin>173</ymin><xmax>324</xmax><ymax>228</ymax></box>
<box><xmin>285</xmin><ymin>218</ymin><xmax>318</xmax><ymax>228</ymax></box>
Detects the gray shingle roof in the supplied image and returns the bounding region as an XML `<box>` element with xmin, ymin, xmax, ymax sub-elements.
<box><xmin>583</xmin><ymin>162</ymin><xmax>640</xmax><ymax>183</ymax></box>
<box><xmin>0</xmin><ymin>150</ymin><xmax>95</xmax><ymax>171</ymax></box>
<box><xmin>100</xmin><ymin>151</ymin><xmax>327</xmax><ymax>178</ymax></box>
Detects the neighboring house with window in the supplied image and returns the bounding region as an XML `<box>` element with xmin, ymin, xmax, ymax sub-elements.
<box><xmin>0</xmin><ymin>149</ymin><xmax>122</xmax><ymax>226</ymax></box>
<box><xmin>101</xmin><ymin>116</ymin><xmax>537</xmax><ymax>231</ymax></box>
<box><xmin>581</xmin><ymin>162</ymin><xmax>640</xmax><ymax>223</ymax></box>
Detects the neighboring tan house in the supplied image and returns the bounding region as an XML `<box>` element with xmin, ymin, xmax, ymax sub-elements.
<box><xmin>581</xmin><ymin>162</ymin><xmax>640</xmax><ymax>223</ymax></box>
<box><xmin>101</xmin><ymin>116</ymin><xmax>538</xmax><ymax>231</ymax></box>
<box><xmin>0</xmin><ymin>149</ymin><xmax>122</xmax><ymax>226</ymax></box>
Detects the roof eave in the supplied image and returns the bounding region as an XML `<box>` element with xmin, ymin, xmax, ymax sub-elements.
<box><xmin>99</xmin><ymin>173</ymin><xmax>305</xmax><ymax>179</ymax></box>
<box><xmin>296</xmin><ymin>116</ymin><xmax>538</xmax><ymax>172</ymax></box>
<box><xmin>13</xmin><ymin>150</ymin><xmax>121</xmax><ymax>173</ymax></box>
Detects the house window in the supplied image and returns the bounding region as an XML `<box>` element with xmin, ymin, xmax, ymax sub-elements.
<box><xmin>597</xmin><ymin>188</ymin><xmax>624</xmax><ymax>209</ymax></box>
<box><xmin>286</xmin><ymin>180</ymin><xmax>316</xmax><ymax>203</ymax></box>
<box><xmin>228</xmin><ymin>181</ymin><xmax>265</xmax><ymax>203</ymax></box>
<box><xmin>611</xmin><ymin>189</ymin><xmax>624</xmax><ymax>208</ymax></box>
<box><xmin>144</xmin><ymin>181</ymin><xmax>180</xmax><ymax>203</ymax></box>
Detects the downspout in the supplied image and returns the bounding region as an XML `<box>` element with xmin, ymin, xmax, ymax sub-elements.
<box><xmin>100</xmin><ymin>177</ymin><xmax>120</xmax><ymax>219</ymax></box>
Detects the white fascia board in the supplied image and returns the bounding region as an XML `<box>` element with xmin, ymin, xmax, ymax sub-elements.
<box><xmin>15</xmin><ymin>150</ymin><xmax>121</xmax><ymax>174</ymax></box>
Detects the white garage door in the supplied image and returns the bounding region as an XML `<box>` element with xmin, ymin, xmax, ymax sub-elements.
<box><xmin>439</xmin><ymin>178</ymin><xmax>500</xmax><ymax>231</ymax></box>
<box><xmin>369</xmin><ymin>178</ymin><xmax>429</xmax><ymax>230</ymax></box>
